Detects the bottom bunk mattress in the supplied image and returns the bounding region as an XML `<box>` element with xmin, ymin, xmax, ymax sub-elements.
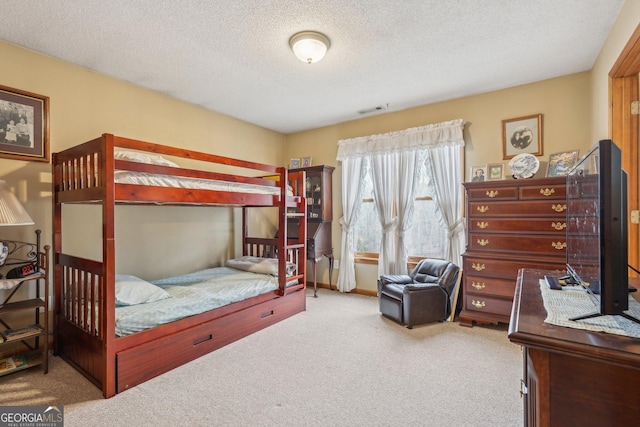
<box><xmin>116</xmin><ymin>264</ymin><xmax>295</xmax><ymax>337</ymax></box>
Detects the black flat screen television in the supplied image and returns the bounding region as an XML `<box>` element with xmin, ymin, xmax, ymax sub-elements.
<box><xmin>565</xmin><ymin>139</ymin><xmax>639</xmax><ymax>324</ymax></box>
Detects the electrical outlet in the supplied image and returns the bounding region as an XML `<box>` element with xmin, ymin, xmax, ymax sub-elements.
<box><xmin>632</xmin><ymin>210</ymin><xmax>640</xmax><ymax>224</ymax></box>
<box><xmin>333</xmin><ymin>259</ymin><xmax>339</xmax><ymax>269</ymax></box>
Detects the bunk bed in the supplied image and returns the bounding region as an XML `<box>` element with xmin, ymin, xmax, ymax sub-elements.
<box><xmin>52</xmin><ymin>133</ymin><xmax>307</xmax><ymax>398</ymax></box>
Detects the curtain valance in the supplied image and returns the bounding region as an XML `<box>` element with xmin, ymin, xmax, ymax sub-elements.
<box><xmin>336</xmin><ymin>118</ymin><xmax>465</xmax><ymax>161</ymax></box>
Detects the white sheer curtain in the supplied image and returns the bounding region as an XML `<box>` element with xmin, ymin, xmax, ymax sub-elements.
<box><xmin>370</xmin><ymin>152</ymin><xmax>398</xmax><ymax>276</ymax></box>
<box><xmin>425</xmin><ymin>143</ymin><xmax>466</xmax><ymax>266</ymax></box>
<box><xmin>336</xmin><ymin>119</ymin><xmax>466</xmax><ymax>287</ymax></box>
<box><xmin>336</xmin><ymin>156</ymin><xmax>367</xmax><ymax>292</ymax></box>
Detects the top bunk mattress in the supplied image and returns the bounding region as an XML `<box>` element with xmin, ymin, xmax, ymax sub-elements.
<box><xmin>114</xmin><ymin>170</ymin><xmax>291</xmax><ymax>196</ymax></box>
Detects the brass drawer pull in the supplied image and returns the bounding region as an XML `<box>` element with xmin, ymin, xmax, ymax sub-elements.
<box><xmin>540</xmin><ymin>188</ymin><xmax>555</xmax><ymax>197</ymax></box>
<box><xmin>472</xmin><ymin>263</ymin><xmax>486</xmax><ymax>271</ymax></box>
<box><xmin>552</xmin><ymin>241</ymin><xmax>567</xmax><ymax>250</ymax></box>
<box><xmin>471</xmin><ymin>281</ymin><xmax>486</xmax><ymax>290</ymax></box>
<box><xmin>477</xmin><ymin>238</ymin><xmax>489</xmax><ymax>246</ymax></box>
<box><xmin>486</xmin><ymin>190</ymin><xmax>499</xmax><ymax>198</ymax></box>
<box><xmin>551</xmin><ymin>222</ymin><xmax>566</xmax><ymax>230</ymax></box>
<box><xmin>477</xmin><ymin>205</ymin><xmax>489</xmax><ymax>213</ymax></box>
<box><xmin>477</xmin><ymin>221</ymin><xmax>488</xmax><ymax>229</ymax></box>
<box><xmin>552</xmin><ymin>204</ymin><xmax>567</xmax><ymax>212</ymax></box>
<box><xmin>471</xmin><ymin>300</ymin><xmax>486</xmax><ymax>309</ymax></box>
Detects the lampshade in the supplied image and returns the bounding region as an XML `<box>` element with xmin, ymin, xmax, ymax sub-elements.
<box><xmin>0</xmin><ymin>180</ymin><xmax>34</xmax><ymax>226</ymax></box>
<box><xmin>289</xmin><ymin>31</ymin><xmax>330</xmax><ymax>64</ymax></box>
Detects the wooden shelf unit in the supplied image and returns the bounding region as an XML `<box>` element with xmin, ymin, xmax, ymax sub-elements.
<box><xmin>0</xmin><ymin>230</ymin><xmax>50</xmax><ymax>376</ymax></box>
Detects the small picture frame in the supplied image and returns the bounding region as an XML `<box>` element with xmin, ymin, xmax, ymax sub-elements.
<box><xmin>546</xmin><ymin>150</ymin><xmax>579</xmax><ymax>177</ymax></box>
<box><xmin>0</xmin><ymin>84</ymin><xmax>50</xmax><ymax>162</ymax></box>
<box><xmin>470</xmin><ymin>165</ymin><xmax>487</xmax><ymax>182</ymax></box>
<box><xmin>301</xmin><ymin>157</ymin><xmax>312</xmax><ymax>168</ymax></box>
<box><xmin>486</xmin><ymin>163</ymin><xmax>504</xmax><ymax>181</ymax></box>
<box><xmin>290</xmin><ymin>158</ymin><xmax>301</xmax><ymax>169</ymax></box>
<box><xmin>502</xmin><ymin>113</ymin><xmax>543</xmax><ymax>160</ymax></box>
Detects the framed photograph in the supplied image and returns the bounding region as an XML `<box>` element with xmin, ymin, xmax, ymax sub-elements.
<box><xmin>502</xmin><ymin>113</ymin><xmax>543</xmax><ymax>160</ymax></box>
<box><xmin>0</xmin><ymin>84</ymin><xmax>49</xmax><ymax>162</ymax></box>
<box><xmin>290</xmin><ymin>158</ymin><xmax>300</xmax><ymax>169</ymax></box>
<box><xmin>470</xmin><ymin>165</ymin><xmax>487</xmax><ymax>182</ymax></box>
<box><xmin>546</xmin><ymin>150</ymin><xmax>579</xmax><ymax>177</ymax></box>
<box><xmin>301</xmin><ymin>157</ymin><xmax>312</xmax><ymax>168</ymax></box>
<box><xmin>486</xmin><ymin>163</ymin><xmax>504</xmax><ymax>181</ymax></box>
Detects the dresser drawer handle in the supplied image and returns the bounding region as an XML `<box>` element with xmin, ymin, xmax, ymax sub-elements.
<box><xmin>552</xmin><ymin>241</ymin><xmax>567</xmax><ymax>250</ymax></box>
<box><xmin>552</xmin><ymin>204</ymin><xmax>567</xmax><ymax>212</ymax></box>
<box><xmin>472</xmin><ymin>263</ymin><xmax>486</xmax><ymax>271</ymax></box>
<box><xmin>540</xmin><ymin>188</ymin><xmax>555</xmax><ymax>196</ymax></box>
<box><xmin>477</xmin><ymin>205</ymin><xmax>489</xmax><ymax>213</ymax></box>
<box><xmin>477</xmin><ymin>238</ymin><xmax>489</xmax><ymax>246</ymax></box>
<box><xmin>471</xmin><ymin>281</ymin><xmax>486</xmax><ymax>290</ymax></box>
<box><xmin>471</xmin><ymin>300</ymin><xmax>486</xmax><ymax>309</ymax></box>
<box><xmin>551</xmin><ymin>222</ymin><xmax>567</xmax><ymax>230</ymax></box>
<box><xmin>477</xmin><ymin>221</ymin><xmax>488</xmax><ymax>229</ymax></box>
<box><xmin>485</xmin><ymin>190</ymin><xmax>499</xmax><ymax>198</ymax></box>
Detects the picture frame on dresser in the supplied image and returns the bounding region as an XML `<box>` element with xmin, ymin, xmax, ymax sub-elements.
<box><xmin>290</xmin><ymin>158</ymin><xmax>300</xmax><ymax>169</ymax></box>
<box><xmin>0</xmin><ymin>84</ymin><xmax>50</xmax><ymax>163</ymax></box>
<box><xmin>546</xmin><ymin>149</ymin><xmax>579</xmax><ymax>177</ymax></box>
<box><xmin>502</xmin><ymin>113</ymin><xmax>543</xmax><ymax>160</ymax></box>
<box><xmin>470</xmin><ymin>165</ymin><xmax>487</xmax><ymax>182</ymax></box>
<box><xmin>486</xmin><ymin>163</ymin><xmax>504</xmax><ymax>181</ymax></box>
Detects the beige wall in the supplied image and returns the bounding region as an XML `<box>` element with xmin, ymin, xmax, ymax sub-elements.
<box><xmin>0</xmin><ymin>40</ymin><xmax>286</xmax><ymax>282</ymax></box>
<box><xmin>287</xmin><ymin>73</ymin><xmax>593</xmax><ymax>293</ymax></box>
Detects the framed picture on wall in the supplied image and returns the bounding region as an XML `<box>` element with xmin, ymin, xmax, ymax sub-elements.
<box><xmin>0</xmin><ymin>84</ymin><xmax>50</xmax><ymax>162</ymax></box>
<box><xmin>469</xmin><ymin>165</ymin><xmax>487</xmax><ymax>182</ymax></box>
<box><xmin>486</xmin><ymin>163</ymin><xmax>504</xmax><ymax>181</ymax></box>
<box><xmin>290</xmin><ymin>158</ymin><xmax>301</xmax><ymax>169</ymax></box>
<box><xmin>546</xmin><ymin>150</ymin><xmax>579</xmax><ymax>177</ymax></box>
<box><xmin>502</xmin><ymin>113</ymin><xmax>543</xmax><ymax>160</ymax></box>
<box><xmin>302</xmin><ymin>157</ymin><xmax>312</xmax><ymax>168</ymax></box>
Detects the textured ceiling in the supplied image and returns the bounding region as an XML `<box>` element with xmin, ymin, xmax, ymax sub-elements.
<box><xmin>0</xmin><ymin>0</ymin><xmax>624</xmax><ymax>134</ymax></box>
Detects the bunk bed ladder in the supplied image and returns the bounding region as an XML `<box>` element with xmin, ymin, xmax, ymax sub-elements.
<box><xmin>279</xmin><ymin>169</ymin><xmax>307</xmax><ymax>295</ymax></box>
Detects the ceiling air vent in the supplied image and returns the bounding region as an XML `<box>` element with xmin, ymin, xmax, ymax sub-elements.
<box><xmin>357</xmin><ymin>104</ymin><xmax>388</xmax><ymax>115</ymax></box>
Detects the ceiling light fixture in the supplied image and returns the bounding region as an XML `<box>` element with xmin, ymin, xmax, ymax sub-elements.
<box><xmin>289</xmin><ymin>31</ymin><xmax>330</xmax><ymax>64</ymax></box>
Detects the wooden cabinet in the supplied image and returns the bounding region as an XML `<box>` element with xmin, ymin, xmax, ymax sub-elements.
<box><xmin>460</xmin><ymin>177</ymin><xmax>566</xmax><ymax>326</ymax></box>
<box><xmin>509</xmin><ymin>269</ymin><xmax>640</xmax><ymax>426</ymax></box>
<box><xmin>0</xmin><ymin>230</ymin><xmax>50</xmax><ymax>376</ymax></box>
<box><xmin>288</xmin><ymin>165</ymin><xmax>334</xmax><ymax>297</ymax></box>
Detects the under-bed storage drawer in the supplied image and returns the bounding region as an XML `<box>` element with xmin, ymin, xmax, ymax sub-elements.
<box><xmin>116</xmin><ymin>290</ymin><xmax>304</xmax><ymax>393</ymax></box>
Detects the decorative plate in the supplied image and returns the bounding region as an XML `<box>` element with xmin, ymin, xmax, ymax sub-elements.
<box><xmin>0</xmin><ymin>241</ymin><xmax>8</xmax><ymax>267</ymax></box>
<box><xmin>508</xmin><ymin>153</ymin><xmax>539</xmax><ymax>179</ymax></box>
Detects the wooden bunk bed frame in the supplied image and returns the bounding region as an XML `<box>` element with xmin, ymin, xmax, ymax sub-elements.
<box><xmin>52</xmin><ymin>133</ymin><xmax>307</xmax><ymax>398</ymax></box>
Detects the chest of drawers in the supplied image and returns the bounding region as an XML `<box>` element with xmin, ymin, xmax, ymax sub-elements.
<box><xmin>460</xmin><ymin>177</ymin><xmax>567</xmax><ymax>327</ymax></box>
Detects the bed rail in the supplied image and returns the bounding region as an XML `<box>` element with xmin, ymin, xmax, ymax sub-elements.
<box><xmin>53</xmin><ymin>133</ymin><xmax>298</xmax><ymax>206</ymax></box>
<box><xmin>55</xmin><ymin>254</ymin><xmax>104</xmax><ymax>340</ymax></box>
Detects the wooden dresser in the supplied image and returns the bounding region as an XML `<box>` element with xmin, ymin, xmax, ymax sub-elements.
<box><xmin>509</xmin><ymin>269</ymin><xmax>640</xmax><ymax>427</ymax></box>
<box><xmin>460</xmin><ymin>176</ymin><xmax>567</xmax><ymax>327</ymax></box>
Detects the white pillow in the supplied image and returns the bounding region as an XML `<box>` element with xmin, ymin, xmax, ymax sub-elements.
<box><xmin>115</xmin><ymin>275</ymin><xmax>171</xmax><ymax>306</ymax></box>
<box><xmin>114</xmin><ymin>150</ymin><xmax>180</xmax><ymax>168</ymax></box>
<box><xmin>225</xmin><ymin>256</ymin><xmax>297</xmax><ymax>276</ymax></box>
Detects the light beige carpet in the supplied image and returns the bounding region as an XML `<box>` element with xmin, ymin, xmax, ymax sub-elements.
<box><xmin>0</xmin><ymin>289</ymin><xmax>523</xmax><ymax>426</ymax></box>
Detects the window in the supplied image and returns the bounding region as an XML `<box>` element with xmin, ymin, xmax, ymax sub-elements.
<box><xmin>353</xmin><ymin>161</ymin><xmax>445</xmax><ymax>264</ymax></box>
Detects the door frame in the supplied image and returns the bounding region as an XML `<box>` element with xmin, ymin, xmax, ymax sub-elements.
<box><xmin>609</xmin><ymin>23</ymin><xmax>640</xmax><ymax>276</ymax></box>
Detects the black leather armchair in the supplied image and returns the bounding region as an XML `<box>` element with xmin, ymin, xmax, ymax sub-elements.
<box><xmin>377</xmin><ymin>258</ymin><xmax>461</xmax><ymax>328</ymax></box>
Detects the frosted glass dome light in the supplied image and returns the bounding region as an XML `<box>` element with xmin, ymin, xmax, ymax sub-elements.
<box><xmin>289</xmin><ymin>31</ymin><xmax>330</xmax><ymax>64</ymax></box>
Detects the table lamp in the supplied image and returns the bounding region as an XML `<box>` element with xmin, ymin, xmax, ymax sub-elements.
<box><xmin>0</xmin><ymin>180</ymin><xmax>34</xmax><ymax>267</ymax></box>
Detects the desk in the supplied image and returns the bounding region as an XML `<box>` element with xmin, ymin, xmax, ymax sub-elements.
<box><xmin>508</xmin><ymin>269</ymin><xmax>640</xmax><ymax>427</ymax></box>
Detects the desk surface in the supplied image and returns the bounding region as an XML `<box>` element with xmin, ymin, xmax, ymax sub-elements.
<box><xmin>508</xmin><ymin>269</ymin><xmax>640</xmax><ymax>368</ymax></box>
